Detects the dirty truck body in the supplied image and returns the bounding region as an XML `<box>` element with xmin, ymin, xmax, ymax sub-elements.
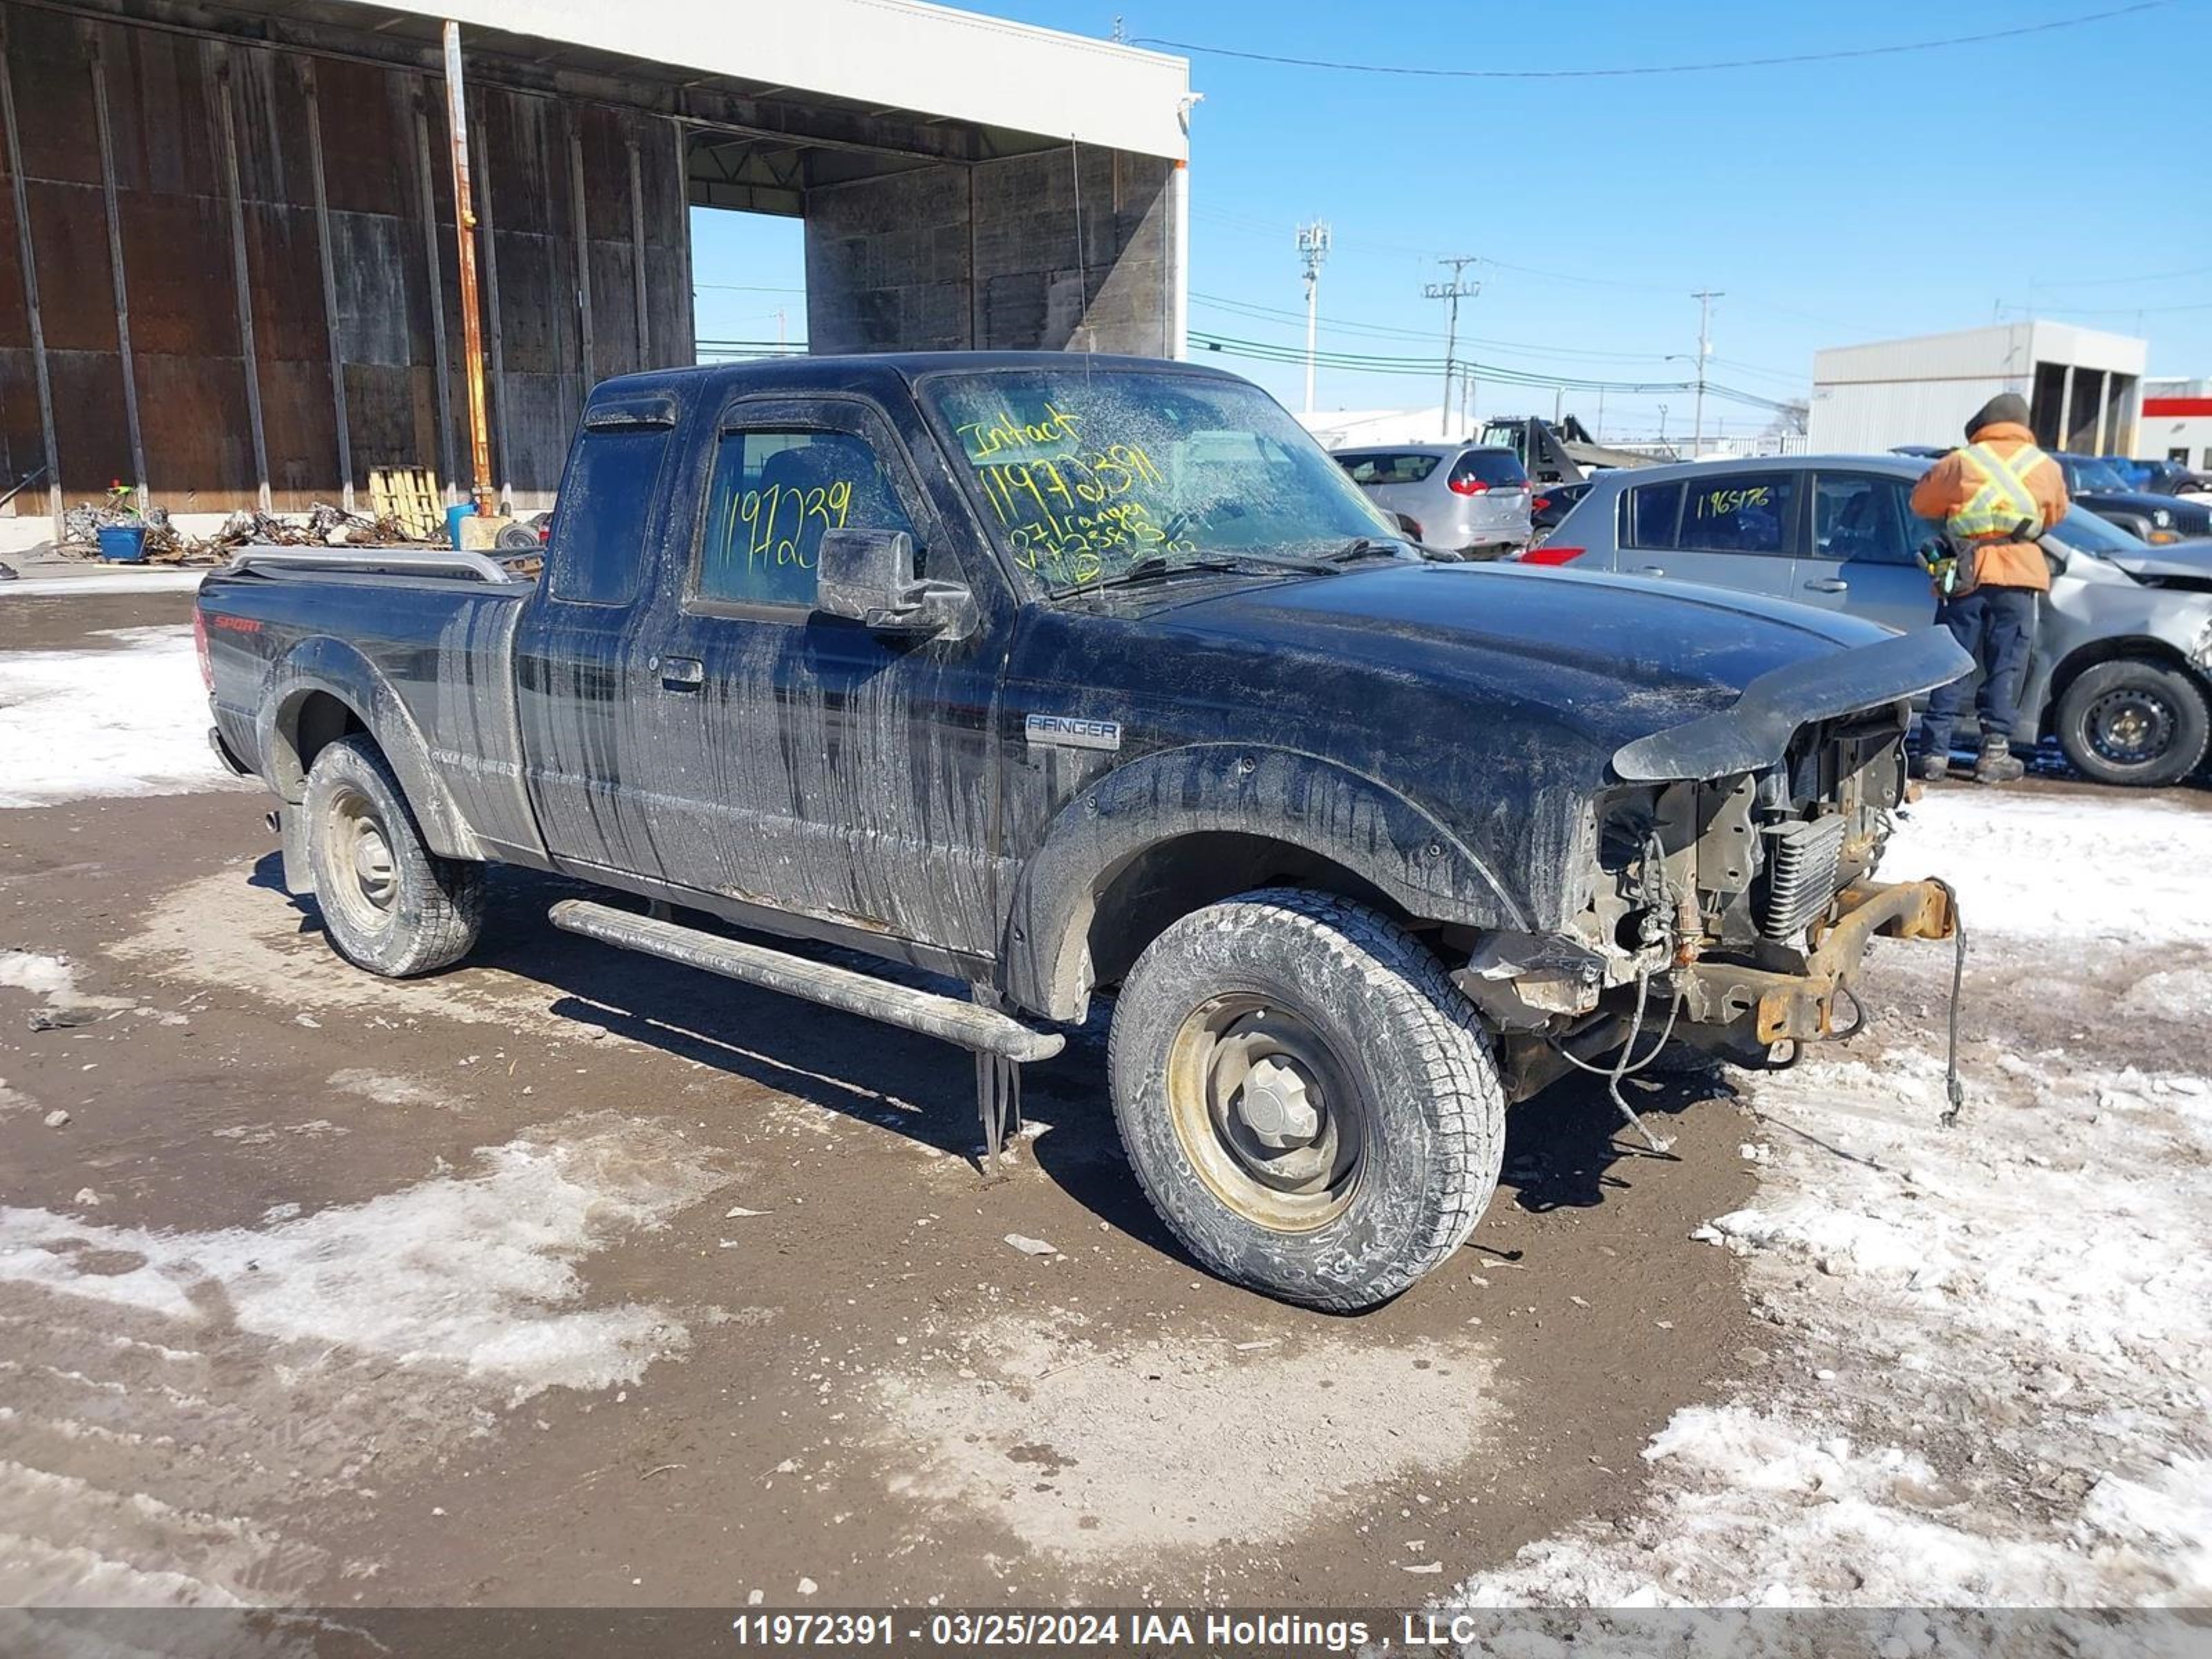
<box><xmin>197</xmin><ymin>353</ymin><xmax>1967</xmax><ymax>1311</ymax></box>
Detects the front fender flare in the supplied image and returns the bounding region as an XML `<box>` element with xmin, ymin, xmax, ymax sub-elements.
<box><xmin>1000</xmin><ymin>744</ymin><xmax>1528</xmax><ymax>1021</ymax></box>
<box><xmin>257</xmin><ymin>637</ymin><xmax>482</xmax><ymax>863</ymax></box>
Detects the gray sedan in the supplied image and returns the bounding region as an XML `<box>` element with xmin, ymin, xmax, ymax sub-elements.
<box><xmin>1332</xmin><ymin>444</ymin><xmax>1532</xmax><ymax>559</ymax></box>
<box><xmin>1533</xmin><ymin>453</ymin><xmax>2212</xmax><ymax>787</ymax></box>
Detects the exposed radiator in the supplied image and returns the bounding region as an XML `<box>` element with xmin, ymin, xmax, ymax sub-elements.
<box><xmin>1759</xmin><ymin>815</ymin><xmax>1846</xmax><ymax>940</ymax></box>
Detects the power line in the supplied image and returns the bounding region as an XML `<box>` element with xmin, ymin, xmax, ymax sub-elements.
<box><xmin>1134</xmin><ymin>3</ymin><xmax>2171</xmax><ymax>79</ymax></box>
<box><xmin>1188</xmin><ymin>330</ymin><xmax>1801</xmax><ymax>413</ymax></box>
<box><xmin>1192</xmin><ymin>290</ymin><xmax>1689</xmax><ymax>362</ymax></box>
<box><xmin>2027</xmin><ymin>261</ymin><xmax>2212</xmax><ymax>290</ymax></box>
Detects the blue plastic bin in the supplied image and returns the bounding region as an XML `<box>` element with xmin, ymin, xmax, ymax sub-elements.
<box><xmin>96</xmin><ymin>524</ymin><xmax>147</xmax><ymax>563</ymax></box>
<box><xmin>447</xmin><ymin>503</ymin><xmax>474</xmax><ymax>549</ymax></box>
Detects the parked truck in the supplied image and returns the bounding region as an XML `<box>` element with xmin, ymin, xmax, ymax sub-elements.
<box><xmin>196</xmin><ymin>353</ymin><xmax>1968</xmax><ymax>1311</ymax></box>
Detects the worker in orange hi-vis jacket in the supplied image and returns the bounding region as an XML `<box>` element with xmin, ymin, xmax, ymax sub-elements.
<box><xmin>1907</xmin><ymin>392</ymin><xmax>2068</xmax><ymax>785</ymax></box>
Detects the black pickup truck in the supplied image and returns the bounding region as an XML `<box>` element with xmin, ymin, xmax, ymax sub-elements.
<box><xmin>197</xmin><ymin>352</ymin><xmax>1968</xmax><ymax>1312</ymax></box>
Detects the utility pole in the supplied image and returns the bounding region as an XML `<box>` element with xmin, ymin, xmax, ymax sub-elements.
<box><xmin>1424</xmin><ymin>256</ymin><xmax>1479</xmax><ymax>439</ymax></box>
<box><xmin>442</xmin><ymin>22</ymin><xmax>492</xmax><ymax>516</ymax></box>
<box><xmin>1295</xmin><ymin>219</ymin><xmax>1331</xmax><ymax>416</ymax></box>
<box><xmin>1690</xmin><ymin>288</ymin><xmax>1723</xmax><ymax>460</ymax></box>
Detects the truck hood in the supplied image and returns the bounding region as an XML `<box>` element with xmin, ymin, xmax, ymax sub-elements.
<box><xmin>1151</xmin><ymin>562</ymin><xmax>1969</xmax><ymax>780</ymax></box>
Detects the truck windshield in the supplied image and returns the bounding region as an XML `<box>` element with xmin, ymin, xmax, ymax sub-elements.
<box><xmin>919</xmin><ymin>366</ymin><xmax>1402</xmax><ymax>593</ymax></box>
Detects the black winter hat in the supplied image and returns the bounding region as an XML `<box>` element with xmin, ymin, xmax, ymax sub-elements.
<box><xmin>1966</xmin><ymin>392</ymin><xmax>2031</xmax><ymax>436</ymax></box>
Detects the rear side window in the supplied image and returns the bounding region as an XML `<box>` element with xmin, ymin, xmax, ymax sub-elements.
<box><xmin>547</xmin><ymin>427</ymin><xmax>672</xmax><ymax>606</ymax></box>
<box><xmin>1678</xmin><ymin>473</ymin><xmax>1795</xmax><ymax>554</ymax></box>
<box><xmin>1452</xmin><ymin>450</ymin><xmax>1526</xmax><ymax>487</ymax></box>
<box><xmin>1338</xmin><ymin>451</ymin><xmax>1440</xmax><ymax>486</ymax></box>
<box><xmin>1625</xmin><ymin>480</ymin><xmax>1683</xmax><ymax>548</ymax></box>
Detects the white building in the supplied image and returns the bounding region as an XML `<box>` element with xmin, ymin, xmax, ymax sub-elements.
<box><xmin>1808</xmin><ymin>321</ymin><xmax>2146</xmax><ymax>456</ymax></box>
<box><xmin>2138</xmin><ymin>379</ymin><xmax>2212</xmax><ymax>471</ymax></box>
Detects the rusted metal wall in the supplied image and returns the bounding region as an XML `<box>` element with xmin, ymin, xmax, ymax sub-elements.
<box><xmin>0</xmin><ymin>2</ymin><xmax>693</xmax><ymax>524</ymax></box>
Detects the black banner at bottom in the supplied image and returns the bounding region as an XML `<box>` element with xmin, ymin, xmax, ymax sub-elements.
<box><xmin>2</xmin><ymin>1606</ymin><xmax>2203</xmax><ymax>1659</ymax></box>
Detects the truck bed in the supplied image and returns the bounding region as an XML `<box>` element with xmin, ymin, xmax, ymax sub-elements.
<box><xmin>198</xmin><ymin>552</ymin><xmax>543</xmax><ymax>867</ymax></box>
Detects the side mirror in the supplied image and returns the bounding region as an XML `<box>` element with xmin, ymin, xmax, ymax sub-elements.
<box><xmin>814</xmin><ymin>527</ymin><xmax>973</xmax><ymax>638</ymax></box>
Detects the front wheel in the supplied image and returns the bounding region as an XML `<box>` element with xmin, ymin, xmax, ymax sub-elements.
<box><xmin>303</xmin><ymin>735</ymin><xmax>485</xmax><ymax>977</ymax></box>
<box><xmin>1108</xmin><ymin>889</ymin><xmax>1506</xmax><ymax>1311</ymax></box>
<box><xmin>2054</xmin><ymin>659</ymin><xmax>2211</xmax><ymax>788</ymax></box>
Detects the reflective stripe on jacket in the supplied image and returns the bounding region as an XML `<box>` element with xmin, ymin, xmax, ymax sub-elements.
<box><xmin>1907</xmin><ymin>420</ymin><xmax>2066</xmax><ymax>592</ymax></box>
<box><xmin>1951</xmin><ymin>441</ymin><xmax>2048</xmax><ymax>541</ymax></box>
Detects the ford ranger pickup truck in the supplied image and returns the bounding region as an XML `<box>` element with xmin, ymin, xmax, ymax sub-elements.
<box><xmin>197</xmin><ymin>353</ymin><xmax>1969</xmax><ymax>1312</ymax></box>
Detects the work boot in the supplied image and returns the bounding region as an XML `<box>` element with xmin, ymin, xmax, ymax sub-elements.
<box><xmin>1972</xmin><ymin>738</ymin><xmax>2025</xmax><ymax>785</ymax></box>
<box><xmin>1915</xmin><ymin>750</ymin><xmax>1951</xmax><ymax>782</ymax></box>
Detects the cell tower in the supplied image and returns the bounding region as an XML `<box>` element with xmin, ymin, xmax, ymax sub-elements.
<box><xmin>1295</xmin><ymin>220</ymin><xmax>1332</xmax><ymax>416</ymax></box>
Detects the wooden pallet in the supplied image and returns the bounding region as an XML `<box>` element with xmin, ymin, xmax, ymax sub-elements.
<box><xmin>367</xmin><ymin>465</ymin><xmax>443</xmax><ymax>541</ymax></box>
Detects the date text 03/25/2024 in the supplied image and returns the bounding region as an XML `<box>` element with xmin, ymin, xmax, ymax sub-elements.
<box><xmin>727</xmin><ymin>1611</ymin><xmax>1496</xmax><ymax>1651</ymax></box>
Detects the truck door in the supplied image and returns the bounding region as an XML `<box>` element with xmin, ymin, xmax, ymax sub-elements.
<box><xmin>513</xmin><ymin>393</ymin><xmax>683</xmax><ymax>876</ymax></box>
<box><xmin>642</xmin><ymin>395</ymin><xmax>1004</xmax><ymax>957</ymax></box>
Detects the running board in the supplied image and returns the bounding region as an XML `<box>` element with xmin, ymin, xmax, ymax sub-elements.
<box><xmin>547</xmin><ymin>899</ymin><xmax>1063</xmax><ymax>1174</ymax></box>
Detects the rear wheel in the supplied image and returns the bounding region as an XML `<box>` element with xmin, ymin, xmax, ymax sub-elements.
<box><xmin>303</xmin><ymin>735</ymin><xmax>484</xmax><ymax>977</ymax></box>
<box><xmin>2054</xmin><ymin>659</ymin><xmax>2211</xmax><ymax>788</ymax></box>
<box><xmin>1109</xmin><ymin>889</ymin><xmax>1505</xmax><ymax>1312</ymax></box>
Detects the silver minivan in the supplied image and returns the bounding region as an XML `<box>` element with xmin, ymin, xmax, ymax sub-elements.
<box><xmin>1533</xmin><ymin>453</ymin><xmax>2212</xmax><ymax>787</ymax></box>
<box><xmin>1332</xmin><ymin>444</ymin><xmax>1532</xmax><ymax>559</ymax></box>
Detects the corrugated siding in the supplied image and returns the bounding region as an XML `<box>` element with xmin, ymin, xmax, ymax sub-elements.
<box><xmin>1806</xmin><ymin>377</ymin><xmax>2025</xmax><ymax>454</ymax></box>
<box><xmin>0</xmin><ymin>1</ymin><xmax>691</xmax><ymax>516</ymax></box>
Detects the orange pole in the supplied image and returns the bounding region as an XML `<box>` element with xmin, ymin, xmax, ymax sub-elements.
<box><xmin>442</xmin><ymin>21</ymin><xmax>491</xmax><ymax>515</ymax></box>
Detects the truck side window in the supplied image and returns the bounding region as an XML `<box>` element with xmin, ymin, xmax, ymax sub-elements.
<box><xmin>1626</xmin><ymin>480</ymin><xmax>1683</xmax><ymax>549</ymax></box>
<box><xmin>696</xmin><ymin>429</ymin><xmax>919</xmax><ymax>610</ymax></box>
<box><xmin>547</xmin><ymin>426</ymin><xmax>671</xmax><ymax>606</ymax></box>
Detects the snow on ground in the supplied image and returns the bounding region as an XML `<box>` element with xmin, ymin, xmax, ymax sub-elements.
<box><xmin>1880</xmin><ymin>787</ymin><xmax>2211</xmax><ymax>945</ymax></box>
<box><xmin>0</xmin><ymin>1112</ymin><xmax>731</xmax><ymax>1403</ymax></box>
<box><xmin>0</xmin><ymin>625</ymin><xmax>248</xmax><ymax>807</ymax></box>
<box><xmin>1453</xmin><ymin>785</ymin><xmax>2212</xmax><ymax>1627</ymax></box>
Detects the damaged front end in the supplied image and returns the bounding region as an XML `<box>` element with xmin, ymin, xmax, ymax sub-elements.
<box><xmin>1452</xmin><ymin>628</ymin><xmax>1972</xmax><ymax>1117</ymax></box>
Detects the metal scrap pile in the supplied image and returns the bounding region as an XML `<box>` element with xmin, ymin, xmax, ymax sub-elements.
<box><xmin>59</xmin><ymin>500</ymin><xmax>449</xmax><ymax>564</ymax></box>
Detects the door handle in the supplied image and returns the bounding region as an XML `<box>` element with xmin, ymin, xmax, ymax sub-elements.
<box><xmin>1802</xmin><ymin>577</ymin><xmax>1849</xmax><ymax>594</ymax></box>
<box><xmin>656</xmin><ymin>655</ymin><xmax>704</xmax><ymax>691</ymax></box>
<box><xmin>1638</xmin><ymin>564</ymin><xmax>1667</xmax><ymax>577</ymax></box>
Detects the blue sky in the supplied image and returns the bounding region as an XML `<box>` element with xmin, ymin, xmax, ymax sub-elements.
<box><xmin>691</xmin><ymin>0</ymin><xmax>2211</xmax><ymax>442</ymax></box>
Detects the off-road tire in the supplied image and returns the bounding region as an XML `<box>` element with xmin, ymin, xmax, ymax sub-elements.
<box><xmin>303</xmin><ymin>735</ymin><xmax>485</xmax><ymax>977</ymax></box>
<box><xmin>2054</xmin><ymin>659</ymin><xmax>2211</xmax><ymax>789</ymax></box>
<box><xmin>1108</xmin><ymin>888</ymin><xmax>1505</xmax><ymax>1312</ymax></box>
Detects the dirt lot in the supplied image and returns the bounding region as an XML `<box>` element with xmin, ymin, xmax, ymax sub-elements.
<box><xmin>1</xmin><ymin>590</ymin><xmax>1765</xmax><ymax>1610</ymax></box>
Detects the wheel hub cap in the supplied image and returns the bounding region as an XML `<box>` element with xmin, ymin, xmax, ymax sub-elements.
<box><xmin>348</xmin><ymin>818</ymin><xmax>396</xmax><ymax>909</ymax></box>
<box><xmin>1234</xmin><ymin>1056</ymin><xmax>1320</xmax><ymax>1150</ymax></box>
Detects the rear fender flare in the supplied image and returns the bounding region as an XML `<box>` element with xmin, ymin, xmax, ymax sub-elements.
<box><xmin>258</xmin><ymin>637</ymin><xmax>481</xmax><ymax>862</ymax></box>
<box><xmin>1000</xmin><ymin>744</ymin><xmax>1528</xmax><ymax>1021</ymax></box>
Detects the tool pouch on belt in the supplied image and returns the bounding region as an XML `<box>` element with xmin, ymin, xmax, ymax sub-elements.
<box><xmin>1938</xmin><ymin>535</ymin><xmax>1986</xmax><ymax>599</ymax></box>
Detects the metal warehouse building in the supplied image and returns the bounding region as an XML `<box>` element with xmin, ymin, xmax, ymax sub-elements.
<box><xmin>1808</xmin><ymin>321</ymin><xmax>2146</xmax><ymax>458</ymax></box>
<box><xmin>2139</xmin><ymin>378</ymin><xmax>2212</xmax><ymax>472</ymax></box>
<box><xmin>0</xmin><ymin>0</ymin><xmax>1191</xmax><ymax>542</ymax></box>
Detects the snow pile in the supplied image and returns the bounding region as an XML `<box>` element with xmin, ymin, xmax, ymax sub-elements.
<box><xmin>0</xmin><ymin>949</ymin><xmax>80</xmax><ymax>1000</ymax></box>
<box><xmin>0</xmin><ymin>625</ymin><xmax>249</xmax><ymax>807</ymax></box>
<box><xmin>1455</xmin><ymin>787</ymin><xmax>2212</xmax><ymax>1617</ymax></box>
<box><xmin>0</xmin><ymin>1112</ymin><xmax>730</xmax><ymax>1400</ymax></box>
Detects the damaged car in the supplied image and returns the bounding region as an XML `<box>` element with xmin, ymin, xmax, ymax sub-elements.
<box><xmin>196</xmin><ymin>353</ymin><xmax>1968</xmax><ymax>1312</ymax></box>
